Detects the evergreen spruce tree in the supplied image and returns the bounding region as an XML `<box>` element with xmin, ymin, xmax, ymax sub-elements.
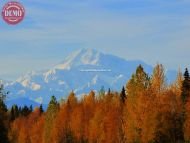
<box><xmin>181</xmin><ymin>68</ymin><xmax>190</xmax><ymax>103</ymax></box>
<box><xmin>29</xmin><ymin>105</ymin><xmax>33</xmax><ymax>112</ymax></box>
<box><xmin>108</xmin><ymin>88</ymin><xmax>111</xmax><ymax>95</ymax></box>
<box><xmin>10</xmin><ymin>104</ymin><xmax>19</xmax><ymax>121</ymax></box>
<box><xmin>39</xmin><ymin>104</ymin><xmax>44</xmax><ymax>113</ymax></box>
<box><xmin>120</xmin><ymin>86</ymin><xmax>126</xmax><ymax>103</ymax></box>
<box><xmin>21</xmin><ymin>105</ymin><xmax>31</xmax><ymax>116</ymax></box>
<box><xmin>43</xmin><ymin>96</ymin><xmax>59</xmax><ymax>143</ymax></box>
<box><xmin>0</xmin><ymin>85</ymin><xmax>7</xmax><ymax>112</ymax></box>
<box><xmin>180</xmin><ymin>68</ymin><xmax>190</xmax><ymax>143</ymax></box>
<box><xmin>0</xmin><ymin>84</ymin><xmax>9</xmax><ymax>143</ymax></box>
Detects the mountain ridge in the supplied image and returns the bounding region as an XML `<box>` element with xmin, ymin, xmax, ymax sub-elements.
<box><xmin>3</xmin><ymin>48</ymin><xmax>177</xmax><ymax>107</ymax></box>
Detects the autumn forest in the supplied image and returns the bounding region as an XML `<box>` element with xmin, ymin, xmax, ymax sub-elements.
<box><xmin>1</xmin><ymin>64</ymin><xmax>190</xmax><ymax>143</ymax></box>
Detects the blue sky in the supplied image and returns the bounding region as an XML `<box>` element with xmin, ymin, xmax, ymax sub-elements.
<box><xmin>0</xmin><ymin>0</ymin><xmax>190</xmax><ymax>80</ymax></box>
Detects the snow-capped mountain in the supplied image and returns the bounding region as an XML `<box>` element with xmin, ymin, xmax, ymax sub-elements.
<box><xmin>4</xmin><ymin>48</ymin><xmax>177</xmax><ymax>107</ymax></box>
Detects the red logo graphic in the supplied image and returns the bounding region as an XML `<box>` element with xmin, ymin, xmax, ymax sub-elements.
<box><xmin>2</xmin><ymin>1</ymin><xmax>25</xmax><ymax>25</ymax></box>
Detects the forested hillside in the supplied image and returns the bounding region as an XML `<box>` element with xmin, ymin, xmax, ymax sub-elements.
<box><xmin>1</xmin><ymin>64</ymin><xmax>190</xmax><ymax>143</ymax></box>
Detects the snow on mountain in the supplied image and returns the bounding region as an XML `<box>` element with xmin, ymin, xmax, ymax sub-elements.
<box><xmin>5</xmin><ymin>97</ymin><xmax>40</xmax><ymax>109</ymax></box>
<box><xmin>54</xmin><ymin>48</ymin><xmax>100</xmax><ymax>70</ymax></box>
<box><xmin>3</xmin><ymin>48</ymin><xmax>177</xmax><ymax>107</ymax></box>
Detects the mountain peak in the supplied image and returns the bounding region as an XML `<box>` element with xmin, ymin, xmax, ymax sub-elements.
<box><xmin>54</xmin><ymin>48</ymin><xmax>101</xmax><ymax>70</ymax></box>
<box><xmin>4</xmin><ymin>48</ymin><xmax>177</xmax><ymax>106</ymax></box>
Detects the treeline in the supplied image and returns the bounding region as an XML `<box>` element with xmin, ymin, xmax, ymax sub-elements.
<box><xmin>1</xmin><ymin>64</ymin><xmax>190</xmax><ymax>143</ymax></box>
